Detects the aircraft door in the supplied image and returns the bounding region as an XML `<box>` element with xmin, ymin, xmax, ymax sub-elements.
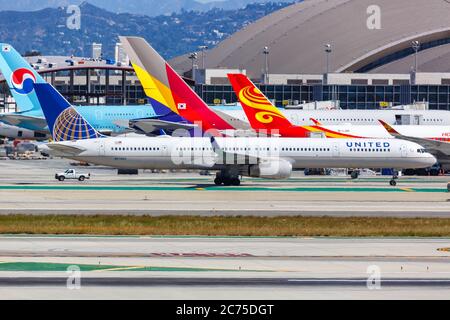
<box><xmin>161</xmin><ymin>143</ymin><xmax>169</xmax><ymax>157</ymax></box>
<box><xmin>98</xmin><ymin>141</ymin><xmax>106</xmax><ymax>156</ymax></box>
<box><xmin>332</xmin><ymin>142</ymin><xmax>340</xmax><ymax>157</ymax></box>
<box><xmin>401</xmin><ymin>144</ymin><xmax>408</xmax><ymax>158</ymax></box>
<box><xmin>413</xmin><ymin>115</ymin><xmax>422</xmax><ymax>125</ymax></box>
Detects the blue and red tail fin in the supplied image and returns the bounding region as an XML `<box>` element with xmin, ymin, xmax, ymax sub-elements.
<box><xmin>119</xmin><ymin>36</ymin><xmax>234</xmax><ymax>134</ymax></box>
<box><xmin>33</xmin><ymin>83</ymin><xmax>103</xmax><ymax>141</ymax></box>
<box><xmin>0</xmin><ymin>43</ymin><xmax>46</xmax><ymax>113</ymax></box>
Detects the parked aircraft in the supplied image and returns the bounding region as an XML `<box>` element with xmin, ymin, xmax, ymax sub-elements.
<box><xmin>0</xmin><ymin>43</ymin><xmax>189</xmax><ymax>137</ymax></box>
<box><xmin>214</xmin><ymin>104</ymin><xmax>450</xmax><ymax>127</ymax></box>
<box><xmin>35</xmin><ymin>72</ymin><xmax>435</xmax><ymax>186</ymax></box>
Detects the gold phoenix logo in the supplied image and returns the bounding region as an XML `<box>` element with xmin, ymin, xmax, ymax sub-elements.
<box><xmin>238</xmin><ymin>86</ymin><xmax>284</xmax><ymax>124</ymax></box>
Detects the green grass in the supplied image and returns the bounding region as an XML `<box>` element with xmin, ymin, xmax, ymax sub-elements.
<box><xmin>0</xmin><ymin>262</ymin><xmax>232</xmax><ymax>272</ymax></box>
<box><xmin>1</xmin><ymin>215</ymin><xmax>450</xmax><ymax>237</ymax></box>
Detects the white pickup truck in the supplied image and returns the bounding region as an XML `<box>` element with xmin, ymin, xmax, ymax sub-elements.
<box><xmin>55</xmin><ymin>169</ymin><xmax>90</xmax><ymax>182</ymax></box>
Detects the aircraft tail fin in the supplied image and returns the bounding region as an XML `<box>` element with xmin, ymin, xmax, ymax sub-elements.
<box><xmin>227</xmin><ymin>73</ymin><xmax>294</xmax><ymax>131</ymax></box>
<box><xmin>33</xmin><ymin>83</ymin><xmax>103</xmax><ymax>141</ymax></box>
<box><xmin>379</xmin><ymin>119</ymin><xmax>401</xmax><ymax>137</ymax></box>
<box><xmin>119</xmin><ymin>36</ymin><xmax>233</xmax><ymax>133</ymax></box>
<box><xmin>0</xmin><ymin>44</ymin><xmax>46</xmax><ymax>112</ymax></box>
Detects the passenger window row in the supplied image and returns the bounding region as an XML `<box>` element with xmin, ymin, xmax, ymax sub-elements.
<box><xmin>176</xmin><ymin>147</ymin><xmax>213</xmax><ymax>151</ymax></box>
<box><xmin>302</xmin><ymin>118</ymin><xmax>375</xmax><ymax>122</ymax></box>
<box><xmin>112</xmin><ymin>147</ymin><xmax>160</xmax><ymax>151</ymax></box>
<box><xmin>282</xmin><ymin>147</ymin><xmax>331</xmax><ymax>152</ymax></box>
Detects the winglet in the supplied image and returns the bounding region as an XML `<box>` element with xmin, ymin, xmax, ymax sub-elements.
<box><xmin>379</xmin><ymin>120</ymin><xmax>400</xmax><ymax>136</ymax></box>
<box><xmin>310</xmin><ymin>118</ymin><xmax>322</xmax><ymax>126</ymax></box>
<box><xmin>210</xmin><ymin>136</ymin><xmax>221</xmax><ymax>153</ymax></box>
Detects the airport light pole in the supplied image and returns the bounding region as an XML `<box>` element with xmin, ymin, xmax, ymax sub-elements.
<box><xmin>324</xmin><ymin>43</ymin><xmax>332</xmax><ymax>74</ymax></box>
<box><xmin>263</xmin><ymin>46</ymin><xmax>270</xmax><ymax>84</ymax></box>
<box><xmin>199</xmin><ymin>45</ymin><xmax>208</xmax><ymax>69</ymax></box>
<box><xmin>189</xmin><ymin>52</ymin><xmax>198</xmax><ymax>82</ymax></box>
<box><xmin>412</xmin><ymin>40</ymin><xmax>420</xmax><ymax>73</ymax></box>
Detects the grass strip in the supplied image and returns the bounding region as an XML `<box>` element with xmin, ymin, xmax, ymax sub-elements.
<box><xmin>0</xmin><ymin>262</ymin><xmax>232</xmax><ymax>272</ymax></box>
<box><xmin>0</xmin><ymin>215</ymin><xmax>450</xmax><ymax>237</ymax></box>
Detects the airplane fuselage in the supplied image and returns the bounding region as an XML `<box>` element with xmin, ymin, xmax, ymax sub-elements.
<box><xmin>1</xmin><ymin>105</ymin><xmax>158</xmax><ymax>134</ymax></box>
<box><xmin>215</xmin><ymin>107</ymin><xmax>450</xmax><ymax>126</ymax></box>
<box><xmin>49</xmin><ymin>136</ymin><xmax>436</xmax><ymax>172</ymax></box>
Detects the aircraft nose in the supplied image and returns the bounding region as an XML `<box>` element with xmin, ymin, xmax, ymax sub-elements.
<box><xmin>425</xmin><ymin>153</ymin><xmax>437</xmax><ymax>166</ymax></box>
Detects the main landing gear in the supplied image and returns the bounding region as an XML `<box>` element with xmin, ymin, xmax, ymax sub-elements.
<box><xmin>214</xmin><ymin>171</ymin><xmax>241</xmax><ymax>186</ymax></box>
<box><xmin>350</xmin><ymin>170</ymin><xmax>360</xmax><ymax>180</ymax></box>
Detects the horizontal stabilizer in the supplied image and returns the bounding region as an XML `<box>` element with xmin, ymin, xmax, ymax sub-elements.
<box><xmin>46</xmin><ymin>143</ymin><xmax>86</xmax><ymax>156</ymax></box>
<box><xmin>378</xmin><ymin>120</ymin><xmax>450</xmax><ymax>155</ymax></box>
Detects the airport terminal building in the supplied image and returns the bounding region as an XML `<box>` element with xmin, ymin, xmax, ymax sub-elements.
<box><xmin>194</xmin><ymin>72</ymin><xmax>450</xmax><ymax>111</ymax></box>
<box><xmin>1</xmin><ymin>60</ymin><xmax>450</xmax><ymax>113</ymax></box>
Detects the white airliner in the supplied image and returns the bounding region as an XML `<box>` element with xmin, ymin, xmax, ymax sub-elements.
<box><xmin>48</xmin><ymin>136</ymin><xmax>436</xmax><ymax>186</ymax></box>
<box><xmin>214</xmin><ymin>107</ymin><xmax>450</xmax><ymax>126</ymax></box>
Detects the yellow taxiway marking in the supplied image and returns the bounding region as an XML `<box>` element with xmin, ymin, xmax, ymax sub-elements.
<box><xmin>400</xmin><ymin>188</ymin><xmax>415</xmax><ymax>192</ymax></box>
<box><xmin>94</xmin><ymin>266</ymin><xmax>145</xmax><ymax>272</ymax></box>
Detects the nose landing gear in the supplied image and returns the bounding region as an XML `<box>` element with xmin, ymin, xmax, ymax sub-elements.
<box><xmin>389</xmin><ymin>173</ymin><xmax>399</xmax><ymax>186</ymax></box>
<box><xmin>350</xmin><ymin>170</ymin><xmax>360</xmax><ymax>180</ymax></box>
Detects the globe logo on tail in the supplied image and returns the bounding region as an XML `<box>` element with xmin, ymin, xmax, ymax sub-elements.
<box><xmin>10</xmin><ymin>68</ymin><xmax>36</xmax><ymax>95</ymax></box>
<box><xmin>53</xmin><ymin>107</ymin><xmax>102</xmax><ymax>142</ymax></box>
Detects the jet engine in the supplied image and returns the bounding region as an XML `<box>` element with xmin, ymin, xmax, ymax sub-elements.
<box><xmin>248</xmin><ymin>159</ymin><xmax>292</xmax><ymax>179</ymax></box>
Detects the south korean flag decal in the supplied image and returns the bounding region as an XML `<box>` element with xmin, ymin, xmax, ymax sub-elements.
<box><xmin>177</xmin><ymin>103</ymin><xmax>187</xmax><ymax>110</ymax></box>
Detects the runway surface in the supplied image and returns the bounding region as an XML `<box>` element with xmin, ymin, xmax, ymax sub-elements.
<box><xmin>0</xmin><ymin>159</ymin><xmax>448</xmax><ymax>217</ymax></box>
<box><xmin>0</xmin><ymin>159</ymin><xmax>449</xmax><ymax>299</ymax></box>
<box><xmin>0</xmin><ymin>236</ymin><xmax>449</xmax><ymax>299</ymax></box>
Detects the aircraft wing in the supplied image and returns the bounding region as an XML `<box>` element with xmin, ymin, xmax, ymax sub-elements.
<box><xmin>379</xmin><ymin>120</ymin><xmax>450</xmax><ymax>155</ymax></box>
<box><xmin>129</xmin><ymin>119</ymin><xmax>198</xmax><ymax>134</ymax></box>
<box><xmin>210</xmin><ymin>137</ymin><xmax>261</xmax><ymax>165</ymax></box>
<box><xmin>46</xmin><ymin>143</ymin><xmax>86</xmax><ymax>156</ymax></box>
<box><xmin>213</xmin><ymin>109</ymin><xmax>251</xmax><ymax>130</ymax></box>
<box><xmin>0</xmin><ymin>114</ymin><xmax>48</xmax><ymax>129</ymax></box>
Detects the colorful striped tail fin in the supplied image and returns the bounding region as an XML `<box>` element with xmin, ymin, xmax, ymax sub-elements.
<box><xmin>119</xmin><ymin>36</ymin><xmax>234</xmax><ymax>134</ymax></box>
